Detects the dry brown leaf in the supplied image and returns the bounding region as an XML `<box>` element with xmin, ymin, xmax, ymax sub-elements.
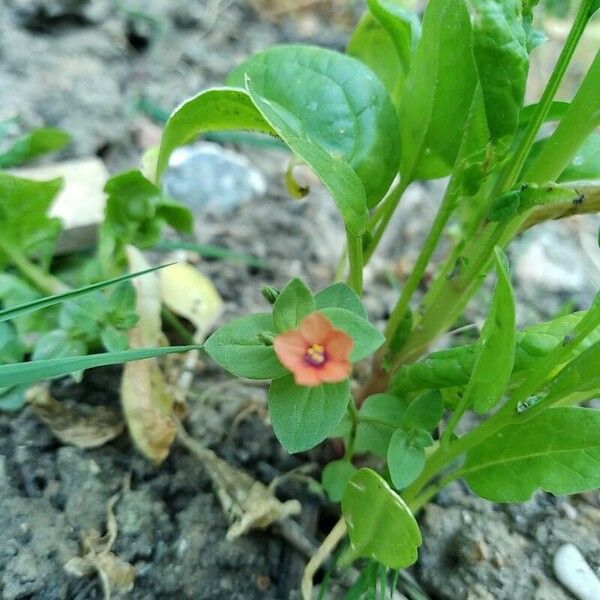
<box><xmin>176</xmin><ymin>421</ymin><xmax>301</xmax><ymax>540</ymax></box>
<box><xmin>121</xmin><ymin>247</ymin><xmax>176</xmax><ymax>463</ymax></box>
<box><xmin>159</xmin><ymin>261</ymin><xmax>223</xmax><ymax>341</ymax></box>
<box><xmin>28</xmin><ymin>385</ymin><xmax>123</xmax><ymax>449</ymax></box>
<box><xmin>64</xmin><ymin>494</ymin><xmax>135</xmax><ymax>600</ymax></box>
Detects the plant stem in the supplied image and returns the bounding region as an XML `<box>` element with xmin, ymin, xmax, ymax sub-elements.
<box><xmin>385</xmin><ymin>176</ymin><xmax>461</xmax><ymax>341</ymax></box>
<box><xmin>494</xmin><ymin>0</ymin><xmax>596</xmax><ymax>193</ymax></box>
<box><xmin>525</xmin><ymin>48</ymin><xmax>600</xmax><ymax>183</ymax></box>
<box><xmin>0</xmin><ymin>239</ymin><xmax>68</xmax><ymax>295</ymax></box>
<box><xmin>363</xmin><ymin>178</ymin><xmax>410</xmax><ymax>264</ymax></box>
<box><xmin>346</xmin><ymin>230</ymin><xmax>364</xmax><ymax>296</ymax></box>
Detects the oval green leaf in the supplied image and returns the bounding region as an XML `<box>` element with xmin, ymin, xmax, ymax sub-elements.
<box><xmin>319</xmin><ymin>307</ymin><xmax>385</xmax><ymax>362</ymax></box>
<box><xmin>268</xmin><ymin>374</ymin><xmax>350</xmax><ymax>453</ymax></box>
<box><xmin>228</xmin><ymin>44</ymin><xmax>400</xmax><ymax>209</ymax></box>
<box><xmin>204</xmin><ymin>313</ymin><xmax>288</xmax><ymax>380</ymax></box>
<box><xmin>341</xmin><ymin>468</ymin><xmax>422</xmax><ymax>569</ymax></box>
<box><xmin>462</xmin><ymin>407</ymin><xmax>600</xmax><ymax>502</ymax></box>
<box><xmin>315</xmin><ymin>283</ymin><xmax>367</xmax><ymax>319</ymax></box>
<box><xmin>322</xmin><ymin>459</ymin><xmax>358</xmax><ymax>502</ymax></box>
<box><xmin>272</xmin><ymin>278</ymin><xmax>315</xmax><ymax>333</ymax></box>
<box><xmin>387</xmin><ymin>429</ymin><xmax>426</xmax><ymax>490</ymax></box>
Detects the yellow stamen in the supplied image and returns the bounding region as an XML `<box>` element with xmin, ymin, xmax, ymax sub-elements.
<box><xmin>305</xmin><ymin>343</ymin><xmax>326</xmax><ymax>366</ymax></box>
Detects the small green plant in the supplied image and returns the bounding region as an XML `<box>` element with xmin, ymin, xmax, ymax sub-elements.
<box><xmin>139</xmin><ymin>0</ymin><xmax>600</xmax><ymax>593</ymax></box>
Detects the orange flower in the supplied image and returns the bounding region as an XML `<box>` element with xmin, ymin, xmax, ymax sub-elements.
<box><xmin>274</xmin><ymin>312</ymin><xmax>353</xmax><ymax>387</ymax></box>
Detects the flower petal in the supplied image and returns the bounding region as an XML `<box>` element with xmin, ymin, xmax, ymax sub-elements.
<box><xmin>298</xmin><ymin>312</ymin><xmax>333</xmax><ymax>345</ymax></box>
<box><xmin>274</xmin><ymin>331</ymin><xmax>308</xmax><ymax>371</ymax></box>
<box><xmin>319</xmin><ymin>360</ymin><xmax>351</xmax><ymax>384</ymax></box>
<box><xmin>293</xmin><ymin>366</ymin><xmax>324</xmax><ymax>387</ymax></box>
<box><xmin>326</xmin><ymin>330</ymin><xmax>354</xmax><ymax>362</ymax></box>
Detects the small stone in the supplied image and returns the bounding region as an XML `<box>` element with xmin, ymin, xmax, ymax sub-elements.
<box><xmin>553</xmin><ymin>543</ymin><xmax>600</xmax><ymax>600</ymax></box>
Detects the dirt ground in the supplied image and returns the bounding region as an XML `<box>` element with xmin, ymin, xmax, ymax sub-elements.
<box><xmin>1</xmin><ymin>1</ymin><xmax>600</xmax><ymax>599</ymax></box>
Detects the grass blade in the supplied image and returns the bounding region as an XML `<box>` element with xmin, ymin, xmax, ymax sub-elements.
<box><xmin>0</xmin><ymin>344</ymin><xmax>200</xmax><ymax>388</ymax></box>
<box><xmin>0</xmin><ymin>263</ymin><xmax>174</xmax><ymax>323</ymax></box>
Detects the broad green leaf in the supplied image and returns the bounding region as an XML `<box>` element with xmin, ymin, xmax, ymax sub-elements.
<box><xmin>543</xmin><ymin>341</ymin><xmax>600</xmax><ymax>405</ymax></box>
<box><xmin>470</xmin><ymin>248</ymin><xmax>516</xmax><ymax>414</ymax></box>
<box><xmin>315</xmin><ymin>283</ymin><xmax>367</xmax><ymax>319</ymax></box>
<box><xmin>387</xmin><ymin>429</ymin><xmax>426</xmax><ymax>489</ymax></box>
<box><xmin>229</xmin><ymin>45</ymin><xmax>400</xmax><ymax>209</ymax></box>
<box><xmin>0</xmin><ymin>128</ymin><xmax>70</xmax><ymax>168</ymax></box>
<box><xmin>347</xmin><ymin>14</ymin><xmax>404</xmax><ymax>108</ymax></box>
<box><xmin>0</xmin><ymin>344</ymin><xmax>199</xmax><ymax>388</ymax></box>
<box><xmin>401</xmin><ymin>389</ymin><xmax>443</xmax><ymax>431</ymax></box>
<box><xmin>272</xmin><ymin>278</ymin><xmax>315</xmax><ymax>333</ymax></box>
<box><xmin>155</xmin><ymin>86</ymin><xmax>367</xmax><ymax>234</ymax></box>
<box><xmin>355</xmin><ymin>393</ymin><xmax>408</xmax><ymax>457</ymax></box>
<box><xmin>468</xmin><ymin>0</ymin><xmax>529</xmax><ymax>148</ymax></box>
<box><xmin>558</xmin><ymin>134</ymin><xmax>600</xmax><ymax>182</ymax></box>
<box><xmin>0</xmin><ymin>264</ymin><xmax>169</xmax><ymax>324</ymax></box>
<box><xmin>101</xmin><ymin>326</ymin><xmax>129</xmax><ymax>352</ymax></box>
<box><xmin>204</xmin><ymin>313</ymin><xmax>288</xmax><ymax>380</ymax></box>
<box><xmin>462</xmin><ymin>407</ymin><xmax>600</xmax><ymax>502</ymax></box>
<box><xmin>319</xmin><ymin>307</ymin><xmax>385</xmax><ymax>362</ymax></box>
<box><xmin>154</xmin><ymin>88</ymin><xmax>274</xmax><ymax>180</ymax></box>
<box><xmin>0</xmin><ymin>173</ymin><xmax>63</xmax><ymax>268</ymax></box>
<box><xmin>519</xmin><ymin>101</ymin><xmax>569</xmax><ymax>125</ymax></box>
<box><xmin>341</xmin><ymin>468</ymin><xmax>421</xmax><ymax>569</ymax></box>
<box><xmin>322</xmin><ymin>459</ymin><xmax>358</xmax><ymax>502</ymax></box>
<box><xmin>400</xmin><ymin>0</ymin><xmax>477</xmax><ymax>180</ymax></box>
<box><xmin>268</xmin><ymin>373</ymin><xmax>350</xmax><ymax>453</ymax></box>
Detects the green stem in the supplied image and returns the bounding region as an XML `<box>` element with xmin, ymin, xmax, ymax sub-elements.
<box><xmin>494</xmin><ymin>0</ymin><xmax>596</xmax><ymax>193</ymax></box>
<box><xmin>525</xmin><ymin>48</ymin><xmax>600</xmax><ymax>183</ymax></box>
<box><xmin>385</xmin><ymin>177</ymin><xmax>462</xmax><ymax>340</ymax></box>
<box><xmin>363</xmin><ymin>178</ymin><xmax>410</xmax><ymax>264</ymax></box>
<box><xmin>346</xmin><ymin>230</ymin><xmax>364</xmax><ymax>296</ymax></box>
<box><xmin>0</xmin><ymin>239</ymin><xmax>68</xmax><ymax>295</ymax></box>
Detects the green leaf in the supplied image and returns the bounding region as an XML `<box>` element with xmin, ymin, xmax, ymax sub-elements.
<box><xmin>367</xmin><ymin>0</ymin><xmax>420</xmax><ymax>72</ymax></box>
<box><xmin>272</xmin><ymin>278</ymin><xmax>315</xmax><ymax>333</ymax></box>
<box><xmin>229</xmin><ymin>45</ymin><xmax>400</xmax><ymax>209</ymax></box>
<box><xmin>543</xmin><ymin>341</ymin><xmax>600</xmax><ymax>405</ymax></box>
<box><xmin>322</xmin><ymin>459</ymin><xmax>358</xmax><ymax>502</ymax></box>
<box><xmin>0</xmin><ymin>128</ymin><xmax>70</xmax><ymax>168</ymax></box>
<box><xmin>0</xmin><ymin>323</ymin><xmax>25</xmax><ymax>364</ymax></box>
<box><xmin>467</xmin><ymin>0</ymin><xmax>529</xmax><ymax>148</ymax></box>
<box><xmin>0</xmin><ymin>174</ymin><xmax>63</xmax><ymax>268</ymax></box>
<box><xmin>558</xmin><ymin>133</ymin><xmax>600</xmax><ymax>182</ymax></box>
<box><xmin>0</xmin><ymin>385</ymin><xmax>28</xmax><ymax>412</ymax></box>
<box><xmin>387</xmin><ymin>429</ymin><xmax>426</xmax><ymax>489</ymax></box>
<box><xmin>401</xmin><ymin>389</ymin><xmax>443</xmax><ymax>431</ymax></box>
<box><xmin>154</xmin><ymin>88</ymin><xmax>275</xmax><ymax>181</ymax></box>
<box><xmin>470</xmin><ymin>248</ymin><xmax>516</xmax><ymax>414</ymax></box>
<box><xmin>399</xmin><ymin>0</ymin><xmax>477</xmax><ymax>180</ymax></box>
<box><xmin>268</xmin><ymin>373</ymin><xmax>350</xmax><ymax>453</ymax></box>
<box><xmin>31</xmin><ymin>330</ymin><xmax>88</xmax><ymax>361</ymax></box>
<box><xmin>204</xmin><ymin>313</ymin><xmax>288</xmax><ymax>380</ymax></box>
<box><xmin>341</xmin><ymin>468</ymin><xmax>421</xmax><ymax>569</ymax></box>
<box><xmin>99</xmin><ymin>170</ymin><xmax>191</xmax><ymax>270</ymax></box>
<box><xmin>0</xmin><ymin>264</ymin><xmax>169</xmax><ymax>324</ymax></box>
<box><xmin>0</xmin><ymin>345</ymin><xmax>199</xmax><ymax>389</ymax></box>
<box><xmin>355</xmin><ymin>393</ymin><xmax>408</xmax><ymax>457</ymax></box>
<box><xmin>319</xmin><ymin>307</ymin><xmax>385</xmax><ymax>362</ymax></box>
<box><xmin>347</xmin><ymin>14</ymin><xmax>404</xmax><ymax>109</ymax></box>
<box><xmin>101</xmin><ymin>326</ymin><xmax>129</xmax><ymax>352</ymax></box>
<box><xmin>390</xmin><ymin>311</ymin><xmax>600</xmax><ymax>395</ymax></box>
<box><xmin>519</xmin><ymin>100</ymin><xmax>569</xmax><ymax>126</ymax></box>
<box><xmin>314</xmin><ymin>283</ymin><xmax>367</xmax><ymax>319</ymax></box>
<box><xmin>58</xmin><ymin>294</ymin><xmax>104</xmax><ymax>343</ymax></box>
<box><xmin>462</xmin><ymin>407</ymin><xmax>600</xmax><ymax>502</ymax></box>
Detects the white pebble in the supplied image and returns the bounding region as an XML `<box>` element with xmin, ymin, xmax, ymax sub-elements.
<box><xmin>553</xmin><ymin>543</ymin><xmax>600</xmax><ymax>600</ymax></box>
